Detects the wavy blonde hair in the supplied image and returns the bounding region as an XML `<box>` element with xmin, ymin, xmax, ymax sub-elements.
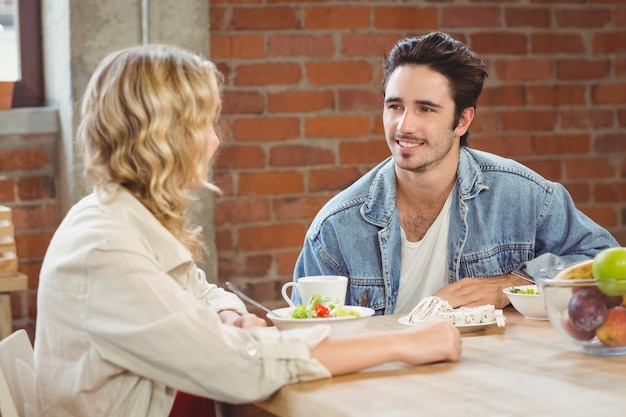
<box><xmin>77</xmin><ymin>44</ymin><xmax>222</xmax><ymax>260</ymax></box>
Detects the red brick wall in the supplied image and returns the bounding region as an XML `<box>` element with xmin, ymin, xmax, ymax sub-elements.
<box><xmin>210</xmin><ymin>0</ymin><xmax>626</xmax><ymax>311</ymax></box>
<box><xmin>0</xmin><ymin>129</ymin><xmax>58</xmax><ymax>336</ymax></box>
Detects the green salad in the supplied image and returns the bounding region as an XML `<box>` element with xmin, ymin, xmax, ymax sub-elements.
<box><xmin>290</xmin><ymin>294</ymin><xmax>361</xmax><ymax>319</ymax></box>
<box><xmin>509</xmin><ymin>286</ymin><xmax>538</xmax><ymax>295</ymax></box>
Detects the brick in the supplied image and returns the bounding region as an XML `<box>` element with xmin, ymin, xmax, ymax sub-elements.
<box><xmin>235</xmin><ymin>63</ymin><xmax>302</xmax><ymax>86</ymax></box>
<box><xmin>556</xmin><ymin>8</ymin><xmax>612</xmax><ymax>28</ymax></box>
<box><xmin>533</xmin><ymin>134</ymin><xmax>591</xmax><ymax>155</ymax></box>
<box><xmin>215</xmin><ymin>229</ymin><xmax>233</xmax><ymax>251</ymax></box>
<box><xmin>525</xmin><ymin>160</ymin><xmax>563</xmax><ymax>182</ymax></box>
<box><xmin>556</xmin><ymin>59</ymin><xmax>610</xmax><ymax>80</ymax></box>
<box><xmin>441</xmin><ymin>6</ymin><xmax>501</xmax><ymax>28</ymax></box>
<box><xmin>470</xmin><ymin>111</ymin><xmax>499</xmax><ymax>135</ymax></box>
<box><xmin>595</xmin><ymin>133</ymin><xmax>626</xmax><ymax>153</ymax></box>
<box><xmin>531</xmin><ymin>33</ymin><xmax>585</xmax><ymax>54</ymax></box>
<box><xmin>592</xmin><ymin>83</ymin><xmax>626</xmax><ymax>104</ymax></box>
<box><xmin>268</xmin><ymin>91</ymin><xmax>334</xmax><ymax>113</ymax></box>
<box><xmin>564</xmin><ymin>182</ymin><xmax>591</xmax><ymax>203</ymax></box>
<box><xmin>478</xmin><ymin>85</ymin><xmax>527</xmax><ymax>106</ymax></box>
<box><xmin>616</xmin><ymin>58</ymin><xmax>626</xmax><ymax>77</ymax></box>
<box><xmin>619</xmin><ymin>109</ymin><xmax>626</xmax><ymax>127</ymax></box>
<box><xmin>11</xmin><ymin>203</ymin><xmax>58</xmax><ymax>230</ymax></box>
<box><xmin>0</xmin><ymin>148</ymin><xmax>51</xmax><ymax>171</ymax></box>
<box><xmin>210</xmin><ymin>34</ymin><xmax>265</xmax><ymax>59</ymax></box>
<box><xmin>213</xmin><ymin>173</ymin><xmax>234</xmax><ymax>196</ymax></box>
<box><xmin>18</xmin><ymin>262</ymin><xmax>41</xmax><ymax>288</ymax></box>
<box><xmin>232</xmin><ymin>117</ymin><xmax>300</xmax><ymax>142</ymax></box>
<box><xmin>471</xmin><ymin>33</ymin><xmax>528</xmax><ymax>54</ymax></box>
<box><xmin>221</xmin><ymin>91</ymin><xmax>265</xmax><ymax>115</ymax></box>
<box><xmin>304</xmin><ymin>6</ymin><xmax>370</xmax><ymax>29</ymax></box>
<box><xmin>341</xmin><ymin>34</ymin><xmax>404</xmax><ymax>57</ymax></box>
<box><xmin>338</xmin><ymin>89</ymin><xmax>383</xmax><ymax>112</ymax></box>
<box><xmin>277</xmin><ymin>250</ymin><xmax>300</xmax><ymax>275</ymax></box>
<box><xmin>593</xmin><ymin>31</ymin><xmax>626</xmax><ymax>54</ymax></box>
<box><xmin>471</xmin><ymin>135</ymin><xmax>534</xmax><ymax>157</ymax></box>
<box><xmin>14</xmin><ymin>232</ymin><xmax>53</xmax><ymax>258</ymax></box>
<box><xmin>17</xmin><ymin>176</ymin><xmax>55</xmax><ymax>200</ymax></box>
<box><xmin>215</xmin><ymin>198</ymin><xmax>271</xmax><ymax>224</ymax></box>
<box><xmin>494</xmin><ymin>59</ymin><xmax>552</xmax><ymax>81</ymax></box>
<box><xmin>309</xmin><ymin>167</ymin><xmax>361</xmax><ymax>191</ymax></box>
<box><xmin>306</xmin><ymin>115</ymin><xmax>372</xmax><ymax>139</ymax></box>
<box><xmin>595</xmin><ymin>182</ymin><xmax>626</xmax><ymax>203</ymax></box>
<box><xmin>209</xmin><ymin>5</ymin><xmax>227</xmax><ymax>31</ymax></box>
<box><xmin>215</xmin><ymin>145</ymin><xmax>266</xmax><ymax>170</ymax></box>
<box><xmin>529</xmin><ymin>85</ymin><xmax>586</xmax><ymax>106</ymax></box>
<box><xmin>581</xmin><ymin>207</ymin><xmax>618</xmax><ymax>228</ymax></box>
<box><xmin>233</xmin><ymin>6</ymin><xmax>299</xmax><ymax>30</ymax></box>
<box><xmin>505</xmin><ymin>7</ymin><xmax>551</xmax><ymax>27</ymax></box>
<box><xmin>269</xmin><ymin>145</ymin><xmax>335</xmax><ymax>167</ymax></box>
<box><xmin>339</xmin><ymin>140</ymin><xmax>389</xmax><ymax>165</ymax></box>
<box><xmin>238</xmin><ymin>171</ymin><xmax>304</xmax><ymax>195</ymax></box>
<box><xmin>617</xmin><ymin>7</ymin><xmax>626</xmax><ymax>27</ymax></box>
<box><xmin>306</xmin><ymin>61</ymin><xmax>373</xmax><ymax>85</ymax></box>
<box><xmin>273</xmin><ymin>194</ymin><xmax>334</xmax><ymax>220</ymax></box>
<box><xmin>244</xmin><ymin>255</ymin><xmax>272</xmax><ymax>277</ymax></box>
<box><xmin>502</xmin><ymin>111</ymin><xmax>557</xmax><ymax>131</ymax></box>
<box><xmin>561</xmin><ymin>110</ymin><xmax>614</xmax><ymax>129</ymax></box>
<box><xmin>565</xmin><ymin>158</ymin><xmax>616</xmax><ymax>180</ymax></box>
<box><xmin>221</xmin><ymin>91</ymin><xmax>265</xmax><ymax>116</ymax></box>
<box><xmin>268</xmin><ymin>34</ymin><xmax>334</xmax><ymax>58</ymax></box>
<box><xmin>0</xmin><ymin>177</ymin><xmax>15</xmax><ymax>202</ymax></box>
<box><xmin>238</xmin><ymin>223</ymin><xmax>306</xmax><ymax>251</ymax></box>
<box><xmin>374</xmin><ymin>7</ymin><xmax>438</xmax><ymax>30</ymax></box>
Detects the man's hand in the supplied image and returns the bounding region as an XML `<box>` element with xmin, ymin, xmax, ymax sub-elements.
<box><xmin>434</xmin><ymin>274</ymin><xmax>530</xmax><ymax>308</ymax></box>
<box><xmin>218</xmin><ymin>310</ymin><xmax>268</xmax><ymax>328</ymax></box>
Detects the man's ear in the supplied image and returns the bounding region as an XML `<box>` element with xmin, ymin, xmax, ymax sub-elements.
<box><xmin>454</xmin><ymin>107</ymin><xmax>475</xmax><ymax>137</ymax></box>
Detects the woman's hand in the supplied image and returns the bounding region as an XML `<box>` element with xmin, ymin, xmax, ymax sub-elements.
<box><xmin>219</xmin><ymin>310</ymin><xmax>267</xmax><ymax>328</ymax></box>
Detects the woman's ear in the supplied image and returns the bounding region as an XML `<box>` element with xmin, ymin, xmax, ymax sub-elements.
<box><xmin>454</xmin><ymin>107</ymin><xmax>475</xmax><ymax>138</ymax></box>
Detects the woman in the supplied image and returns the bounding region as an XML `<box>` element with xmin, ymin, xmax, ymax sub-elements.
<box><xmin>34</xmin><ymin>44</ymin><xmax>462</xmax><ymax>417</ymax></box>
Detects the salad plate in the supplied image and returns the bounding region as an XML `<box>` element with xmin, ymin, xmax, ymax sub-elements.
<box><xmin>397</xmin><ymin>315</ymin><xmax>498</xmax><ymax>333</ymax></box>
<box><xmin>268</xmin><ymin>306</ymin><xmax>375</xmax><ymax>335</ymax></box>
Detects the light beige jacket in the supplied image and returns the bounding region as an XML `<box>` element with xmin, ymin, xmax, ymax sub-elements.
<box><xmin>35</xmin><ymin>188</ymin><xmax>330</xmax><ymax>417</ymax></box>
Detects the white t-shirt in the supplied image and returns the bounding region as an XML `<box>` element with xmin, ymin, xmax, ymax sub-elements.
<box><xmin>394</xmin><ymin>191</ymin><xmax>453</xmax><ymax>314</ymax></box>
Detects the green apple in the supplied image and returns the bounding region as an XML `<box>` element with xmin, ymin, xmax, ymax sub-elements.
<box><xmin>592</xmin><ymin>247</ymin><xmax>626</xmax><ymax>296</ymax></box>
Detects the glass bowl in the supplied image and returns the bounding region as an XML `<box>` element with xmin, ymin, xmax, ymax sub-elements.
<box><xmin>537</xmin><ymin>265</ymin><xmax>626</xmax><ymax>356</ymax></box>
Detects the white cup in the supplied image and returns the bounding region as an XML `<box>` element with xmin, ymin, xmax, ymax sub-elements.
<box><xmin>281</xmin><ymin>275</ymin><xmax>348</xmax><ymax>307</ymax></box>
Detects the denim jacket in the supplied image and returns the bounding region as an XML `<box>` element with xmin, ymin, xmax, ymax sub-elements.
<box><xmin>294</xmin><ymin>147</ymin><xmax>619</xmax><ymax>315</ymax></box>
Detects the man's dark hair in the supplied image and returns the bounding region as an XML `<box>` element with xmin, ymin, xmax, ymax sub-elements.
<box><xmin>382</xmin><ymin>32</ymin><xmax>487</xmax><ymax>146</ymax></box>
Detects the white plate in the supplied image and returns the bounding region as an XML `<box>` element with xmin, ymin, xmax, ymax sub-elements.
<box><xmin>397</xmin><ymin>315</ymin><xmax>497</xmax><ymax>333</ymax></box>
<box><xmin>268</xmin><ymin>306</ymin><xmax>375</xmax><ymax>336</ymax></box>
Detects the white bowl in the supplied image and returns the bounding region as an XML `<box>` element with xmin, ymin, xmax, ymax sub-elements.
<box><xmin>502</xmin><ymin>284</ymin><xmax>548</xmax><ymax>320</ymax></box>
<box><xmin>267</xmin><ymin>306</ymin><xmax>375</xmax><ymax>336</ymax></box>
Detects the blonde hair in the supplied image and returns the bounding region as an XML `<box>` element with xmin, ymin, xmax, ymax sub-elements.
<box><xmin>77</xmin><ymin>44</ymin><xmax>222</xmax><ymax>260</ymax></box>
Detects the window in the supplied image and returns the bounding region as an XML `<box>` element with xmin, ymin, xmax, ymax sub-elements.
<box><xmin>0</xmin><ymin>0</ymin><xmax>43</xmax><ymax>107</ymax></box>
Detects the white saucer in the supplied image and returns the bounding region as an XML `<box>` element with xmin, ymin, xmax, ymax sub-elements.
<box><xmin>397</xmin><ymin>315</ymin><xmax>498</xmax><ymax>333</ymax></box>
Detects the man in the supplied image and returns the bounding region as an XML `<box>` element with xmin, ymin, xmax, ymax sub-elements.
<box><xmin>293</xmin><ymin>31</ymin><xmax>619</xmax><ymax>315</ymax></box>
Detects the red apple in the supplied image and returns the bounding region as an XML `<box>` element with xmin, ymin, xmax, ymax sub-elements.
<box><xmin>595</xmin><ymin>306</ymin><xmax>626</xmax><ymax>347</ymax></box>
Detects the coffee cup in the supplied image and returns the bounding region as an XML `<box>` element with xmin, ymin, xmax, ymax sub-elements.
<box><xmin>281</xmin><ymin>275</ymin><xmax>348</xmax><ymax>307</ymax></box>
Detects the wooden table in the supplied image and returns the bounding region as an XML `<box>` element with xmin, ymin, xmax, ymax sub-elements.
<box><xmin>225</xmin><ymin>308</ymin><xmax>626</xmax><ymax>417</ymax></box>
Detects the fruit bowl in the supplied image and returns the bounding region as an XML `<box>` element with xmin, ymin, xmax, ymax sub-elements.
<box><xmin>537</xmin><ymin>264</ymin><xmax>626</xmax><ymax>356</ymax></box>
<box><xmin>502</xmin><ymin>285</ymin><xmax>548</xmax><ymax>320</ymax></box>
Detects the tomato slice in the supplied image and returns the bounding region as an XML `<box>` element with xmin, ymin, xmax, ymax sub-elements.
<box><xmin>314</xmin><ymin>303</ymin><xmax>330</xmax><ymax>318</ymax></box>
